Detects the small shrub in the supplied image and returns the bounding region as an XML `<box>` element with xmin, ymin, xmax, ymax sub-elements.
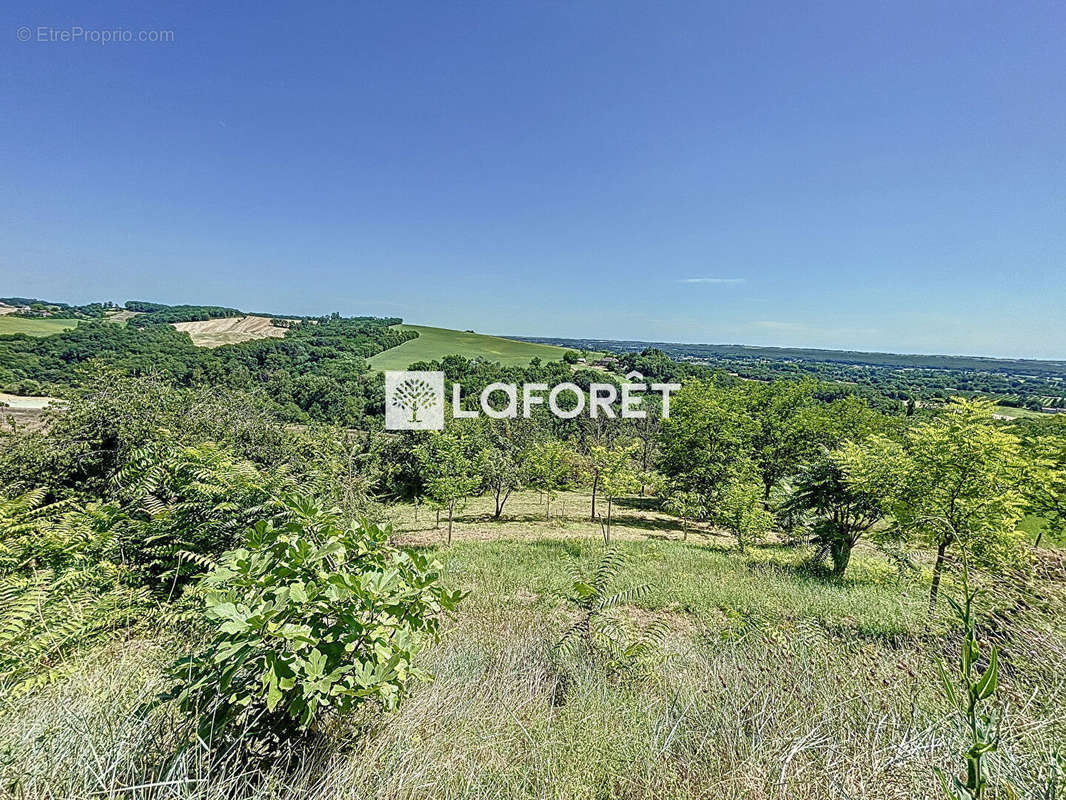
<box><xmin>163</xmin><ymin>494</ymin><xmax>463</xmax><ymax>749</ymax></box>
<box><xmin>555</xmin><ymin>548</ymin><xmax>666</xmax><ymax>669</ymax></box>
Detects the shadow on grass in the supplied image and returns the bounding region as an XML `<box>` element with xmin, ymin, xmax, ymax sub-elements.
<box><xmin>613</xmin><ymin>496</ymin><xmax>663</xmax><ymax>511</ymax></box>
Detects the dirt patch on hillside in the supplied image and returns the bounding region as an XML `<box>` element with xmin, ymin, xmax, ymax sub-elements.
<box><xmin>172</xmin><ymin>315</ymin><xmax>290</xmax><ymax>347</ymax></box>
<box><xmin>0</xmin><ymin>303</ymin><xmax>17</xmax><ymax>315</ymax></box>
<box><xmin>0</xmin><ymin>392</ymin><xmax>61</xmax><ymax>433</ymax></box>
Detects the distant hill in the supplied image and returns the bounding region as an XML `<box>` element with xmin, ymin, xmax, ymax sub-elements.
<box><xmin>511</xmin><ymin>336</ymin><xmax>1066</xmax><ymax>378</ymax></box>
<box><xmin>367</xmin><ymin>325</ymin><xmax>572</xmax><ymax>371</ymax></box>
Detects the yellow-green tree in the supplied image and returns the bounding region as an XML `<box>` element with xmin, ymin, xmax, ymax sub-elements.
<box><xmin>715</xmin><ymin>475</ymin><xmax>773</xmax><ymax>553</ymax></box>
<box><xmin>841</xmin><ymin>399</ymin><xmax>1028</xmax><ymax>611</ymax></box>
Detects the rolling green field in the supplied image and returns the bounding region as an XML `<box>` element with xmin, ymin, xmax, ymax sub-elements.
<box><xmin>367</xmin><ymin>324</ymin><xmax>574</xmax><ymax>371</ymax></box>
<box><xmin>0</xmin><ymin>316</ymin><xmax>78</xmax><ymax>337</ymax></box>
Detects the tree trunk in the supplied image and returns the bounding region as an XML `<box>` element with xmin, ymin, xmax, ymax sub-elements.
<box><xmin>494</xmin><ymin>487</ymin><xmax>503</xmax><ymax>519</ymax></box>
<box><xmin>606</xmin><ymin>497</ymin><xmax>613</xmax><ymax>543</ymax></box>
<box><xmin>640</xmin><ymin>440</ymin><xmax>649</xmax><ymax>496</ymax></box>
<box><xmin>929</xmin><ymin>539</ymin><xmax>948</xmax><ymax>613</ymax></box>
<box><xmin>1035</xmin><ymin>530</ymin><xmax>1044</xmax><ymax>548</ymax></box>
<box><xmin>435</xmin><ymin>508</ymin><xmax>440</xmax><ymax>529</ymax></box>
<box><xmin>447</xmin><ymin>502</ymin><xmax>454</xmax><ymax>546</ymax></box>
<box><xmin>682</xmin><ymin>516</ymin><xmax>688</xmax><ymax>541</ymax></box>
<box><xmin>546</xmin><ymin>494</ymin><xmax>551</xmax><ymax>521</ymax></box>
<box><xmin>591</xmin><ymin>473</ymin><xmax>599</xmax><ymax>521</ymax></box>
<box><xmin>830</xmin><ymin>538</ymin><xmax>852</xmax><ymax>577</ymax></box>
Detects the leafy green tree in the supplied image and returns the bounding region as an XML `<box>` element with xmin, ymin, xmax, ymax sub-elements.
<box><xmin>475</xmin><ymin>418</ymin><xmax>535</xmax><ymax>519</ymax></box>
<box><xmin>743</xmin><ymin>379</ymin><xmax>825</xmax><ymax>500</ymax></box>
<box><xmin>163</xmin><ymin>496</ymin><xmax>463</xmax><ymax>748</ymax></box>
<box><xmin>786</xmin><ymin>450</ymin><xmax>883</xmax><ymax>577</ymax></box>
<box><xmin>658</xmin><ymin>381</ymin><xmax>755</xmax><ymax>510</ymax></box>
<box><xmin>841</xmin><ymin>399</ymin><xmax>1028</xmax><ymax>611</ymax></box>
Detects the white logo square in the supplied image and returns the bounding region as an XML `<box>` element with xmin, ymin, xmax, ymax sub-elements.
<box><xmin>385</xmin><ymin>371</ymin><xmax>445</xmax><ymax>430</ymax></box>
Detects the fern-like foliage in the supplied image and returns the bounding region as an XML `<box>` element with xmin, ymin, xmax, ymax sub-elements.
<box><xmin>114</xmin><ymin>439</ymin><xmax>294</xmax><ymax>592</ymax></box>
<box><xmin>0</xmin><ymin>491</ymin><xmax>150</xmax><ymax>700</ymax></box>
<box><xmin>555</xmin><ymin>548</ymin><xmax>668</xmax><ymax>666</ymax></box>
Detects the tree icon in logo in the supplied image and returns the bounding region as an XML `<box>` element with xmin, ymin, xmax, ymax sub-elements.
<box><xmin>391</xmin><ymin>376</ymin><xmax>438</xmax><ymax>423</ymax></box>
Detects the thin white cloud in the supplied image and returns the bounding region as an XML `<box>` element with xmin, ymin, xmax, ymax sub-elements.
<box><xmin>678</xmin><ymin>277</ymin><xmax>745</xmax><ymax>284</ymax></box>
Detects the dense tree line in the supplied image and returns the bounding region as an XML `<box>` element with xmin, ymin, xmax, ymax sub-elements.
<box><xmin>0</xmin><ymin>315</ymin><xmax>414</xmax><ymax>424</ymax></box>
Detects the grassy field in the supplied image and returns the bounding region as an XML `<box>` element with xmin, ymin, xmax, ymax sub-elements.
<box><xmin>0</xmin><ymin>315</ymin><xmax>78</xmax><ymax>337</ymax></box>
<box><xmin>992</xmin><ymin>405</ymin><xmax>1055</xmax><ymax>420</ymax></box>
<box><xmin>367</xmin><ymin>324</ymin><xmax>575</xmax><ymax>371</ymax></box>
<box><xmin>4</xmin><ymin>489</ymin><xmax>1064</xmax><ymax>799</ymax></box>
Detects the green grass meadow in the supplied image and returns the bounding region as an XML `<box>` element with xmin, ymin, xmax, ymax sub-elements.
<box><xmin>6</xmin><ymin>489</ymin><xmax>1064</xmax><ymax>799</ymax></box>
<box><xmin>367</xmin><ymin>324</ymin><xmax>574</xmax><ymax>370</ymax></box>
<box><xmin>0</xmin><ymin>316</ymin><xmax>78</xmax><ymax>337</ymax></box>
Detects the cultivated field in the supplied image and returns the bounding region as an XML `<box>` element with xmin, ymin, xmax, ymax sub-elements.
<box><xmin>172</xmin><ymin>315</ymin><xmax>290</xmax><ymax>347</ymax></box>
<box><xmin>6</xmin><ymin>489</ymin><xmax>1064</xmax><ymax>799</ymax></box>
<box><xmin>104</xmin><ymin>309</ymin><xmax>141</xmax><ymax>325</ymax></box>
<box><xmin>367</xmin><ymin>324</ymin><xmax>574</xmax><ymax>370</ymax></box>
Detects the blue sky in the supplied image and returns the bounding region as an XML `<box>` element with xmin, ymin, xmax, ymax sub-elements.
<box><xmin>2</xmin><ymin>1</ymin><xmax>1064</xmax><ymax>358</ymax></box>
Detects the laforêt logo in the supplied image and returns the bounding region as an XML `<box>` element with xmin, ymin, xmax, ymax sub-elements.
<box><xmin>386</xmin><ymin>371</ymin><xmax>445</xmax><ymax>430</ymax></box>
<box><xmin>385</xmin><ymin>370</ymin><xmax>679</xmax><ymax>431</ymax></box>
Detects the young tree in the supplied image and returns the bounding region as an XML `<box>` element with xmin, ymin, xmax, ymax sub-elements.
<box><xmin>590</xmin><ymin>443</ymin><xmax>640</xmax><ymax>544</ymax></box>
<box><xmin>786</xmin><ymin>449</ymin><xmax>882</xmax><ymax>577</ymax></box>
<box><xmin>474</xmin><ymin>418</ymin><xmax>533</xmax><ymax>520</ymax></box>
<box><xmin>715</xmin><ymin>475</ymin><xmax>773</xmax><ymax>553</ymax></box>
<box><xmin>664</xmin><ymin>488</ymin><xmax>706</xmax><ymax>541</ymax></box>
<box><xmin>523</xmin><ymin>440</ymin><xmax>572</xmax><ymax>520</ymax></box>
<box><xmin>841</xmin><ymin>399</ymin><xmax>1028</xmax><ymax>611</ymax></box>
<box><xmin>627</xmin><ymin>393</ymin><xmax>662</xmax><ymax>496</ymax></box>
<box><xmin>415</xmin><ymin>427</ymin><xmax>482</xmax><ymax>545</ymax></box>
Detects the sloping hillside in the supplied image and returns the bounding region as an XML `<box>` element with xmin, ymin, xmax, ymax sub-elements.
<box><xmin>367</xmin><ymin>325</ymin><xmax>572</xmax><ymax>370</ymax></box>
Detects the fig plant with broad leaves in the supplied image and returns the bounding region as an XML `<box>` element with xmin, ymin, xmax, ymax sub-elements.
<box><xmin>162</xmin><ymin>493</ymin><xmax>464</xmax><ymax>748</ymax></box>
